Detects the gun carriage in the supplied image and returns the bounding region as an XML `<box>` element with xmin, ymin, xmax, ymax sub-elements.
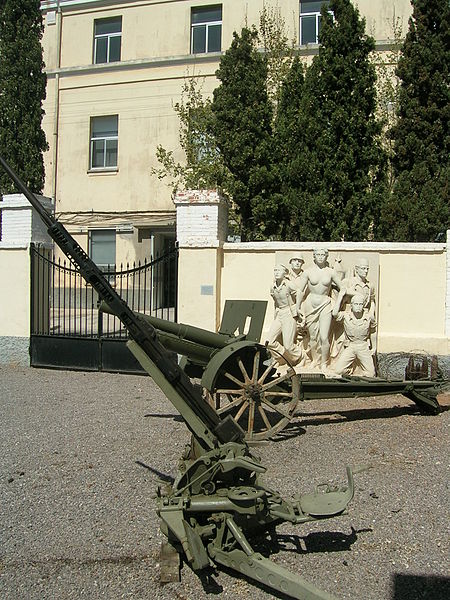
<box><xmin>100</xmin><ymin>300</ymin><xmax>445</xmax><ymax>442</ymax></box>
<box><xmin>2</xmin><ymin>156</ymin><xmax>446</xmax><ymax>599</ymax></box>
<box><xmin>1</xmin><ymin>155</ymin><xmax>356</xmax><ymax>600</ymax></box>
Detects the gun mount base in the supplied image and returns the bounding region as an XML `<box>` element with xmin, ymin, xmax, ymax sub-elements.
<box><xmin>211</xmin><ymin>546</ymin><xmax>336</xmax><ymax>600</ymax></box>
<box><xmin>158</xmin><ymin>442</ymin><xmax>354</xmax><ymax>600</ymax></box>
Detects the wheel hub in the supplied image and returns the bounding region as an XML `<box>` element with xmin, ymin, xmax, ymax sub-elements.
<box><xmin>244</xmin><ymin>383</ymin><xmax>263</xmax><ymax>402</ymax></box>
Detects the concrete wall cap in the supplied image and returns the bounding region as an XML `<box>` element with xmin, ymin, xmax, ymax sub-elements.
<box><xmin>174</xmin><ymin>190</ymin><xmax>227</xmax><ymax>206</ymax></box>
<box><xmin>223</xmin><ymin>241</ymin><xmax>446</xmax><ymax>253</ymax></box>
<box><xmin>0</xmin><ymin>243</ymin><xmax>29</xmax><ymax>250</ymax></box>
<box><xmin>1</xmin><ymin>193</ymin><xmax>54</xmax><ymax>210</ymax></box>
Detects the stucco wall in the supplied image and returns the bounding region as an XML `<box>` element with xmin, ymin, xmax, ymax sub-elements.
<box><xmin>178</xmin><ymin>242</ymin><xmax>450</xmax><ymax>356</ymax></box>
<box><xmin>41</xmin><ymin>0</ymin><xmax>412</xmax><ymax>70</ymax></box>
<box><xmin>0</xmin><ymin>248</ymin><xmax>30</xmax><ymax>338</ymax></box>
<box><xmin>178</xmin><ymin>247</ymin><xmax>221</xmax><ymax>333</ymax></box>
<box><xmin>378</xmin><ymin>251</ymin><xmax>447</xmax><ymax>353</ymax></box>
<box><xmin>0</xmin><ymin>195</ymin><xmax>54</xmax><ymax>365</ymax></box>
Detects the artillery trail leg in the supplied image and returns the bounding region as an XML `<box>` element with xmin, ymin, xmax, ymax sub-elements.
<box><xmin>160</xmin><ymin>541</ymin><xmax>181</xmax><ymax>583</ymax></box>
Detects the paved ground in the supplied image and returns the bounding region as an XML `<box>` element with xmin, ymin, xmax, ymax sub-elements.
<box><xmin>1</xmin><ymin>366</ymin><xmax>449</xmax><ymax>600</ymax></box>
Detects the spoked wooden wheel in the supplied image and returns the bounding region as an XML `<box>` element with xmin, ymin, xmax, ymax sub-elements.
<box><xmin>206</xmin><ymin>347</ymin><xmax>300</xmax><ymax>441</ymax></box>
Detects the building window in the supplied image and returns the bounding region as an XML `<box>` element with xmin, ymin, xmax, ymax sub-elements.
<box><xmin>300</xmin><ymin>1</ymin><xmax>331</xmax><ymax>45</ymax></box>
<box><xmin>89</xmin><ymin>229</ymin><xmax>116</xmax><ymax>271</ymax></box>
<box><xmin>191</xmin><ymin>5</ymin><xmax>222</xmax><ymax>54</ymax></box>
<box><xmin>90</xmin><ymin>115</ymin><xmax>118</xmax><ymax>170</ymax></box>
<box><xmin>93</xmin><ymin>16</ymin><xmax>122</xmax><ymax>64</ymax></box>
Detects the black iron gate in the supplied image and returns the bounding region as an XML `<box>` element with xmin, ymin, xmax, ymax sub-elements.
<box><xmin>30</xmin><ymin>244</ymin><xmax>178</xmax><ymax>372</ymax></box>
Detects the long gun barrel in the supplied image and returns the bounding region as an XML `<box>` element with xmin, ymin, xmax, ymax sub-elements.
<box><xmin>99</xmin><ymin>300</ymin><xmax>235</xmax><ymax>350</ymax></box>
<box><xmin>0</xmin><ymin>155</ymin><xmax>244</xmax><ymax>450</ymax></box>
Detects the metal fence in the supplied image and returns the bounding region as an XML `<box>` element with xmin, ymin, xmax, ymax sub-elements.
<box><xmin>30</xmin><ymin>244</ymin><xmax>178</xmax><ymax>372</ymax></box>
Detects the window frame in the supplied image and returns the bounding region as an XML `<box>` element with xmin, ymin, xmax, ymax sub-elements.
<box><xmin>89</xmin><ymin>229</ymin><xmax>116</xmax><ymax>272</ymax></box>
<box><xmin>89</xmin><ymin>115</ymin><xmax>119</xmax><ymax>171</ymax></box>
<box><xmin>299</xmin><ymin>1</ymin><xmax>332</xmax><ymax>45</ymax></box>
<box><xmin>190</xmin><ymin>5</ymin><xmax>222</xmax><ymax>54</ymax></box>
<box><xmin>93</xmin><ymin>16</ymin><xmax>122</xmax><ymax>64</ymax></box>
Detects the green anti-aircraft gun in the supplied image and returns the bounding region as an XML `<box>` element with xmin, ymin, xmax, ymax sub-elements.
<box><xmin>0</xmin><ymin>156</ymin><xmax>356</xmax><ymax>599</ymax></box>
<box><xmin>99</xmin><ymin>300</ymin><xmax>445</xmax><ymax>441</ymax></box>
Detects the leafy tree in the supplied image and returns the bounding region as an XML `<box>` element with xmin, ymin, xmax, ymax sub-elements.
<box><xmin>210</xmin><ymin>27</ymin><xmax>279</xmax><ymax>241</ymax></box>
<box><xmin>379</xmin><ymin>0</ymin><xmax>450</xmax><ymax>241</ymax></box>
<box><xmin>259</xmin><ymin>4</ymin><xmax>295</xmax><ymax>116</ymax></box>
<box><xmin>279</xmin><ymin>0</ymin><xmax>386</xmax><ymax>241</ymax></box>
<box><xmin>155</xmin><ymin>2</ymin><xmax>387</xmax><ymax>242</ymax></box>
<box><xmin>152</xmin><ymin>77</ymin><xmax>229</xmax><ymax>196</ymax></box>
<box><xmin>154</xmin><ymin>17</ymin><xmax>294</xmax><ymax>241</ymax></box>
<box><xmin>0</xmin><ymin>0</ymin><xmax>48</xmax><ymax>194</ymax></box>
<box><xmin>370</xmin><ymin>16</ymin><xmax>403</xmax><ymax>192</ymax></box>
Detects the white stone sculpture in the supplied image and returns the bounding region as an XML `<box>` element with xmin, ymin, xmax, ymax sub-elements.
<box><xmin>342</xmin><ymin>257</ymin><xmax>375</xmax><ymax>311</ymax></box>
<box><xmin>332</xmin><ymin>292</ymin><xmax>377</xmax><ymax>377</ymax></box>
<box><xmin>287</xmin><ymin>255</ymin><xmax>305</xmax><ymax>289</ymax></box>
<box><xmin>295</xmin><ymin>248</ymin><xmax>342</xmax><ymax>370</ymax></box>
<box><xmin>332</xmin><ymin>253</ymin><xmax>346</xmax><ymax>283</ymax></box>
<box><xmin>341</xmin><ymin>256</ymin><xmax>377</xmax><ymax>355</ymax></box>
<box><xmin>267</xmin><ymin>264</ymin><xmax>304</xmax><ymax>366</ymax></box>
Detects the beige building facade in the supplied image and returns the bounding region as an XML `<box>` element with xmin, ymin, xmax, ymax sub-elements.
<box><xmin>39</xmin><ymin>0</ymin><xmax>413</xmax><ymax>268</ymax></box>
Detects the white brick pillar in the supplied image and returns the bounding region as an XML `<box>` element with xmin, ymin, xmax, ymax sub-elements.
<box><xmin>174</xmin><ymin>190</ymin><xmax>228</xmax><ymax>331</ymax></box>
<box><xmin>0</xmin><ymin>193</ymin><xmax>54</xmax><ymax>247</ymax></box>
<box><xmin>174</xmin><ymin>189</ymin><xmax>228</xmax><ymax>248</ymax></box>
<box><xmin>0</xmin><ymin>194</ymin><xmax>53</xmax><ymax>365</ymax></box>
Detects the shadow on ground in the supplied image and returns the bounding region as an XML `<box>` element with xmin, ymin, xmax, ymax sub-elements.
<box><xmin>392</xmin><ymin>573</ymin><xmax>450</xmax><ymax>600</ymax></box>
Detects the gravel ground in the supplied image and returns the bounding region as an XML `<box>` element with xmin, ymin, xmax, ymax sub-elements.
<box><xmin>1</xmin><ymin>365</ymin><xmax>449</xmax><ymax>600</ymax></box>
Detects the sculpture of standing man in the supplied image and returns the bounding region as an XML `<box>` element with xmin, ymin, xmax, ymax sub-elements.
<box><xmin>267</xmin><ymin>264</ymin><xmax>303</xmax><ymax>366</ymax></box>
<box><xmin>295</xmin><ymin>248</ymin><xmax>342</xmax><ymax>370</ymax></box>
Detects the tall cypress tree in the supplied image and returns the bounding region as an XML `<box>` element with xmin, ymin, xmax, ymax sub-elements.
<box><xmin>275</xmin><ymin>56</ymin><xmax>305</xmax><ymax>240</ymax></box>
<box><xmin>0</xmin><ymin>0</ymin><xmax>48</xmax><ymax>194</ymax></box>
<box><xmin>281</xmin><ymin>0</ymin><xmax>385</xmax><ymax>241</ymax></box>
<box><xmin>210</xmin><ymin>28</ymin><xmax>279</xmax><ymax>241</ymax></box>
<box><xmin>380</xmin><ymin>0</ymin><xmax>450</xmax><ymax>241</ymax></box>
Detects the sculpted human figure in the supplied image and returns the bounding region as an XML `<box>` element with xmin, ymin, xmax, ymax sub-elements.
<box><xmin>333</xmin><ymin>253</ymin><xmax>346</xmax><ymax>283</ymax></box>
<box><xmin>287</xmin><ymin>254</ymin><xmax>309</xmax><ymax>356</ymax></box>
<box><xmin>332</xmin><ymin>292</ymin><xmax>376</xmax><ymax>377</ymax></box>
<box><xmin>341</xmin><ymin>257</ymin><xmax>377</xmax><ymax>354</ymax></box>
<box><xmin>295</xmin><ymin>248</ymin><xmax>342</xmax><ymax>369</ymax></box>
<box><xmin>267</xmin><ymin>264</ymin><xmax>303</xmax><ymax>365</ymax></box>
<box><xmin>343</xmin><ymin>257</ymin><xmax>375</xmax><ymax>311</ymax></box>
<box><xmin>287</xmin><ymin>255</ymin><xmax>305</xmax><ymax>289</ymax></box>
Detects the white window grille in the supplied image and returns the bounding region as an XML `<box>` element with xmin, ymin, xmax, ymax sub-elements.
<box><xmin>191</xmin><ymin>5</ymin><xmax>222</xmax><ymax>53</ymax></box>
<box><xmin>90</xmin><ymin>115</ymin><xmax>118</xmax><ymax>170</ymax></box>
<box><xmin>93</xmin><ymin>16</ymin><xmax>122</xmax><ymax>64</ymax></box>
<box><xmin>300</xmin><ymin>0</ymin><xmax>331</xmax><ymax>45</ymax></box>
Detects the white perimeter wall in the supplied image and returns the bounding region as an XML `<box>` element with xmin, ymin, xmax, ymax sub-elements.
<box><xmin>215</xmin><ymin>243</ymin><xmax>449</xmax><ymax>355</ymax></box>
<box><xmin>176</xmin><ymin>194</ymin><xmax>450</xmax><ymax>357</ymax></box>
<box><xmin>1</xmin><ymin>191</ymin><xmax>449</xmax><ymax>362</ymax></box>
<box><xmin>0</xmin><ymin>248</ymin><xmax>30</xmax><ymax>337</ymax></box>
